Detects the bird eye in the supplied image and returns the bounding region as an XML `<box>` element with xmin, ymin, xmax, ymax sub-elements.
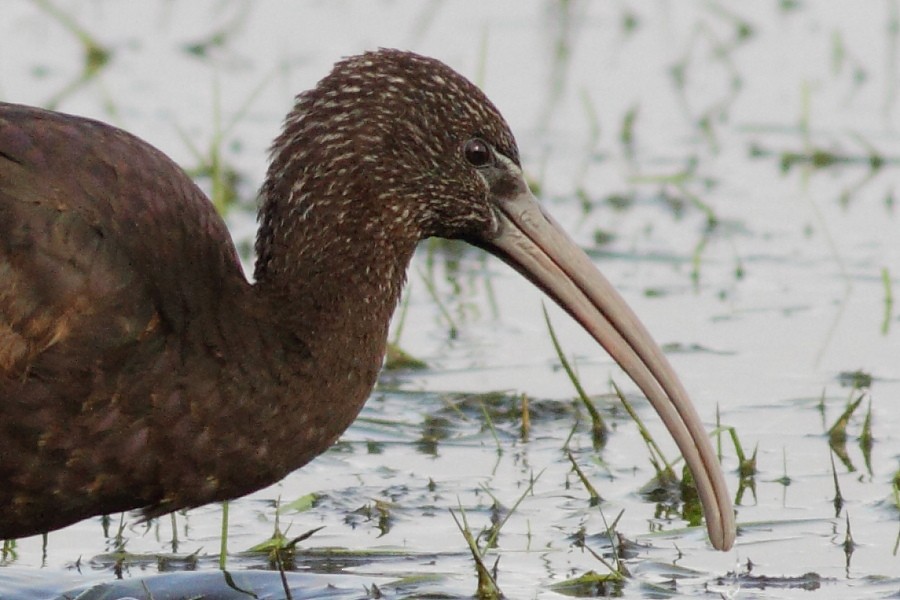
<box><xmin>463</xmin><ymin>138</ymin><xmax>492</xmax><ymax>167</ymax></box>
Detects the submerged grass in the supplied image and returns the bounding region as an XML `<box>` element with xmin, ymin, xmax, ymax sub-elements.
<box><xmin>860</xmin><ymin>397</ymin><xmax>875</xmax><ymax>474</ymax></box>
<box><xmin>776</xmin><ymin>447</ymin><xmax>792</xmax><ymax>487</ymax></box>
<box><xmin>452</xmin><ymin>471</ymin><xmax>545</xmax><ymax>598</ymax></box>
<box><xmin>417</xmin><ymin>266</ymin><xmax>459</xmax><ymax>338</ymax></box>
<box><xmin>610</xmin><ymin>381</ymin><xmax>675</xmax><ymax>483</ymax></box>
<box><xmin>479</xmin><ymin>400</ymin><xmax>503</xmax><ymax>455</ymax></box>
<box><xmin>385</xmin><ymin>289</ymin><xmax>427</xmax><ymax>370</ymax></box>
<box><xmin>177</xmin><ymin>72</ymin><xmax>272</xmax><ymax>215</ymax></box>
<box><xmin>0</xmin><ymin>539</ymin><xmax>15</xmax><ymax>564</ymax></box>
<box><xmin>566</xmin><ymin>451</ymin><xmax>602</xmax><ymax>505</ymax></box>
<box><xmin>29</xmin><ymin>0</ymin><xmax>112</xmax><ymax>109</ymax></box>
<box><xmin>219</xmin><ymin>500</ymin><xmax>229</xmax><ymax>570</ymax></box>
<box><xmin>723</xmin><ymin>425</ymin><xmax>757</xmax><ymax>504</ymax></box>
<box><xmin>555</xmin><ymin>503</ymin><xmax>626</xmax><ymax>592</ymax></box>
<box><xmin>574</xmin><ymin>88</ymin><xmax>603</xmax><ymax>204</ymax></box>
<box><xmin>453</xmin><ymin>480</ymin><xmax>535</xmax><ymax>598</ymax></box>
<box><xmin>450</xmin><ymin>506</ymin><xmax>501</xmax><ymax>600</ymax></box>
<box><xmin>550</xmin><ymin>568</ymin><xmax>625</xmax><ymax>597</ymax></box>
<box><xmin>519</xmin><ymin>394</ymin><xmax>530</xmax><ymax>440</ymax></box>
<box><xmin>828</xmin><ymin>392</ymin><xmax>866</xmax><ymax>470</ymax></box>
<box><xmin>830</xmin><ymin>451</ymin><xmax>844</xmax><ymax>518</ymax></box>
<box><xmin>180</xmin><ymin>2</ymin><xmax>250</xmax><ymax>58</ymax></box>
<box><xmin>883</xmin><ymin>267</ymin><xmax>894</xmax><ymax>334</ymax></box>
<box><xmin>542</xmin><ymin>305</ymin><xmax>607</xmax><ymax>445</ymax></box>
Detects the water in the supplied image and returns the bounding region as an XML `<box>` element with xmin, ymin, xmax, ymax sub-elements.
<box><xmin>1</xmin><ymin>1</ymin><xmax>899</xmax><ymax>598</ymax></box>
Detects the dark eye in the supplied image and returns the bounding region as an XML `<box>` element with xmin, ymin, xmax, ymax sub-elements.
<box><xmin>463</xmin><ymin>138</ymin><xmax>492</xmax><ymax>167</ymax></box>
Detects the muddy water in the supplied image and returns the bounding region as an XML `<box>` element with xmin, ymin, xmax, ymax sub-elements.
<box><xmin>1</xmin><ymin>2</ymin><xmax>898</xmax><ymax>598</ymax></box>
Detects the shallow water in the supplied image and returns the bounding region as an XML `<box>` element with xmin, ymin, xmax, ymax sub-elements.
<box><xmin>1</xmin><ymin>1</ymin><xmax>899</xmax><ymax>598</ymax></box>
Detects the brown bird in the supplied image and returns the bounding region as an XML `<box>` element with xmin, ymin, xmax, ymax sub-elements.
<box><xmin>0</xmin><ymin>49</ymin><xmax>735</xmax><ymax>550</ymax></box>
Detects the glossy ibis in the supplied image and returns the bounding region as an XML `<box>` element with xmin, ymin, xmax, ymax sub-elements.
<box><xmin>0</xmin><ymin>49</ymin><xmax>735</xmax><ymax>550</ymax></box>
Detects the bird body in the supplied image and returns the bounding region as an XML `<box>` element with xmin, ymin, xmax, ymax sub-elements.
<box><xmin>0</xmin><ymin>103</ymin><xmax>343</xmax><ymax>537</ymax></box>
<box><xmin>0</xmin><ymin>50</ymin><xmax>735</xmax><ymax>549</ymax></box>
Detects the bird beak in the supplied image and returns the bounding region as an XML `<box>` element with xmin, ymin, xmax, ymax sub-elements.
<box><xmin>481</xmin><ymin>183</ymin><xmax>735</xmax><ymax>551</ymax></box>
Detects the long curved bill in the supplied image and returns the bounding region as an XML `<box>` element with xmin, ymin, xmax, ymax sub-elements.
<box><xmin>480</xmin><ymin>184</ymin><xmax>736</xmax><ymax>551</ymax></box>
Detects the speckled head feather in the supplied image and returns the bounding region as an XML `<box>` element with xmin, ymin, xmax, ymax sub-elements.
<box><xmin>255</xmin><ymin>49</ymin><xmax>520</xmax><ymax>284</ymax></box>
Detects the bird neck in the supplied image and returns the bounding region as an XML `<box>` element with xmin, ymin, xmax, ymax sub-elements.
<box><xmin>247</xmin><ymin>196</ymin><xmax>418</xmax><ymax>465</ymax></box>
<box><xmin>253</xmin><ymin>207</ymin><xmax>417</xmax><ymax>346</ymax></box>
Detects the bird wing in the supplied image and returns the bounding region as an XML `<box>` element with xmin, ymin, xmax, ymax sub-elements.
<box><xmin>0</xmin><ymin>103</ymin><xmax>244</xmax><ymax>383</ymax></box>
<box><xmin>0</xmin><ymin>103</ymin><xmax>250</xmax><ymax>535</ymax></box>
